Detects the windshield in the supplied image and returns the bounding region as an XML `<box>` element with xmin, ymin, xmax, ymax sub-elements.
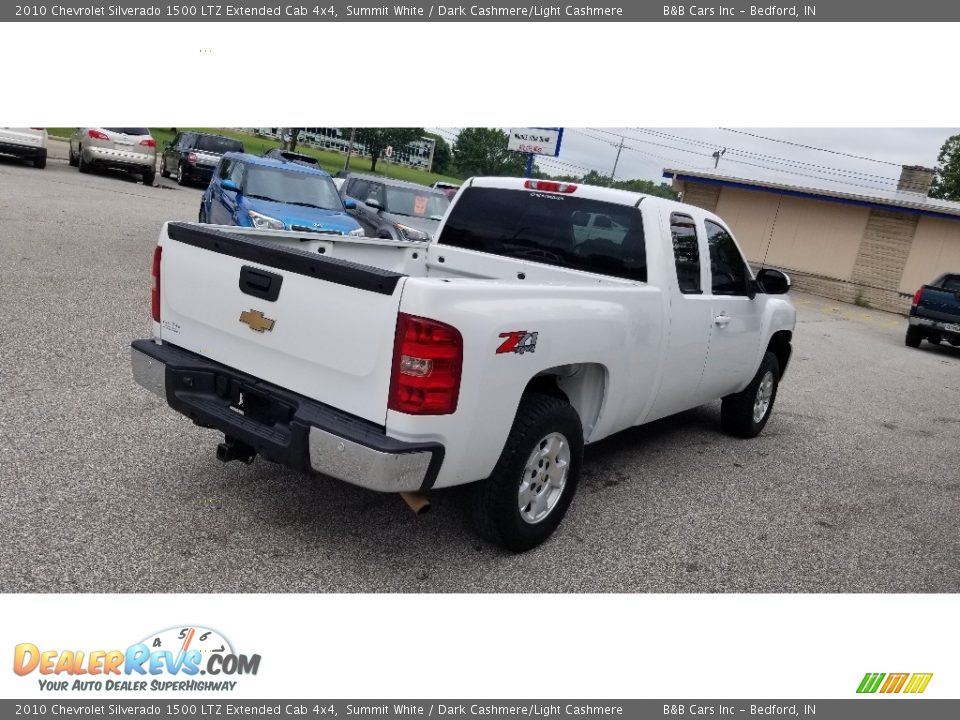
<box><xmin>384</xmin><ymin>187</ymin><xmax>450</xmax><ymax>219</ymax></box>
<box><xmin>104</xmin><ymin>127</ymin><xmax>150</xmax><ymax>136</ymax></box>
<box><xmin>243</xmin><ymin>166</ymin><xmax>343</xmax><ymax>211</ymax></box>
<box><xmin>437</xmin><ymin>186</ymin><xmax>646</xmax><ymax>282</ymax></box>
<box><xmin>196</xmin><ymin>135</ymin><xmax>244</xmax><ymax>154</ymax></box>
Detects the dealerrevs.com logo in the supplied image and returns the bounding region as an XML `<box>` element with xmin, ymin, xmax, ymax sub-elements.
<box><xmin>13</xmin><ymin>626</ymin><xmax>261</xmax><ymax>692</ymax></box>
<box><xmin>857</xmin><ymin>672</ymin><xmax>933</xmax><ymax>694</ymax></box>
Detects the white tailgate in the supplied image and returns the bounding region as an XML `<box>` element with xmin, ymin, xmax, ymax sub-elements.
<box><xmin>158</xmin><ymin>230</ymin><xmax>404</xmax><ymax>424</ymax></box>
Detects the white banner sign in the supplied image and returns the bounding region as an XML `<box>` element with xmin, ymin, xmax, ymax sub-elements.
<box><xmin>507</xmin><ymin>127</ymin><xmax>562</xmax><ymax>156</ymax></box>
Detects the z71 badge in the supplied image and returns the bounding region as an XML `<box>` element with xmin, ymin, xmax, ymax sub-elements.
<box><xmin>497</xmin><ymin>331</ymin><xmax>538</xmax><ymax>355</ymax></box>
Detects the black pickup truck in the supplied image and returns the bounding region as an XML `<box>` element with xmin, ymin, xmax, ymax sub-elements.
<box><xmin>906</xmin><ymin>273</ymin><xmax>960</xmax><ymax>348</ymax></box>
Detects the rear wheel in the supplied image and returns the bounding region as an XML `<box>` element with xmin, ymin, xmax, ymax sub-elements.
<box><xmin>905</xmin><ymin>325</ymin><xmax>923</xmax><ymax>348</ymax></box>
<box><xmin>160</xmin><ymin>158</ymin><xmax>170</xmax><ymax>178</ymax></box>
<box><xmin>78</xmin><ymin>148</ymin><xmax>92</xmax><ymax>174</ymax></box>
<box><xmin>33</xmin><ymin>150</ymin><xmax>47</xmax><ymax>169</ymax></box>
<box><xmin>142</xmin><ymin>168</ymin><xmax>155</xmax><ymax>186</ymax></box>
<box><xmin>721</xmin><ymin>351</ymin><xmax>780</xmax><ymax>438</ymax></box>
<box><xmin>176</xmin><ymin>163</ymin><xmax>187</xmax><ymax>186</ymax></box>
<box><xmin>472</xmin><ymin>394</ymin><xmax>583</xmax><ymax>552</ymax></box>
<box><xmin>68</xmin><ymin>145</ymin><xmax>79</xmax><ymax>167</ymax></box>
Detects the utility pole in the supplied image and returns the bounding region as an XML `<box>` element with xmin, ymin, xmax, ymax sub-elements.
<box><xmin>609</xmin><ymin>137</ymin><xmax>624</xmax><ymax>186</ymax></box>
<box><xmin>343</xmin><ymin>128</ymin><xmax>356</xmax><ymax>172</ymax></box>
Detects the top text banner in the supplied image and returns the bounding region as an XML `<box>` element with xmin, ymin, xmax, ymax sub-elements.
<box><xmin>6</xmin><ymin>1</ymin><xmax>960</xmax><ymax>22</ymax></box>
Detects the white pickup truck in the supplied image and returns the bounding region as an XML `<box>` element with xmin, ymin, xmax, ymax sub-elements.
<box><xmin>131</xmin><ymin>177</ymin><xmax>796</xmax><ymax>551</ymax></box>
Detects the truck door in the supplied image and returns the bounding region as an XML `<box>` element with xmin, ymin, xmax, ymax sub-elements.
<box><xmin>645</xmin><ymin>211</ymin><xmax>714</xmax><ymax>421</ymax></box>
<box><xmin>697</xmin><ymin>219</ymin><xmax>764</xmax><ymax>400</ymax></box>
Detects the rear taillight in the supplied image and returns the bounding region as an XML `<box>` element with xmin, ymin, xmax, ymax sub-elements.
<box><xmin>524</xmin><ymin>180</ymin><xmax>577</xmax><ymax>193</ymax></box>
<box><xmin>388</xmin><ymin>313</ymin><xmax>463</xmax><ymax>415</ymax></box>
<box><xmin>87</xmin><ymin>129</ymin><xmax>109</xmax><ymax>140</ymax></box>
<box><xmin>151</xmin><ymin>247</ymin><xmax>162</xmax><ymax>322</ymax></box>
<box><xmin>912</xmin><ymin>287</ymin><xmax>923</xmax><ymax>306</ymax></box>
<box><xmin>187</xmin><ymin>152</ymin><xmax>198</xmax><ymax>165</ymax></box>
<box><xmin>140</xmin><ymin>138</ymin><xmax>156</xmax><ymax>147</ymax></box>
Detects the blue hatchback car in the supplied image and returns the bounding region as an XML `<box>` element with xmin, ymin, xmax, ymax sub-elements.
<box><xmin>199</xmin><ymin>152</ymin><xmax>363</xmax><ymax>236</ymax></box>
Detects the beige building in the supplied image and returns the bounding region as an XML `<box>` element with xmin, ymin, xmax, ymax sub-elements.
<box><xmin>664</xmin><ymin>165</ymin><xmax>960</xmax><ymax>314</ymax></box>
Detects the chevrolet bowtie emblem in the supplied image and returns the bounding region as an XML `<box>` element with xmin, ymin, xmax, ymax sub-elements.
<box><xmin>239</xmin><ymin>309</ymin><xmax>275</xmax><ymax>333</ymax></box>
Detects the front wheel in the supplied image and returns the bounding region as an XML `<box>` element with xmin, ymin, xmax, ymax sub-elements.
<box><xmin>472</xmin><ymin>394</ymin><xmax>583</xmax><ymax>552</ymax></box>
<box><xmin>160</xmin><ymin>158</ymin><xmax>170</xmax><ymax>178</ymax></box>
<box><xmin>198</xmin><ymin>204</ymin><xmax>207</xmax><ymax>223</ymax></box>
<box><xmin>721</xmin><ymin>351</ymin><xmax>781</xmax><ymax>438</ymax></box>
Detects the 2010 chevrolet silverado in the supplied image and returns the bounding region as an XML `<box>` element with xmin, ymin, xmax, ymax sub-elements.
<box><xmin>131</xmin><ymin>177</ymin><xmax>796</xmax><ymax>551</ymax></box>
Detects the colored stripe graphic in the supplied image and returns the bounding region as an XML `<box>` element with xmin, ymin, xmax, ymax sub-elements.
<box><xmin>880</xmin><ymin>673</ymin><xmax>909</xmax><ymax>693</ymax></box>
<box><xmin>904</xmin><ymin>673</ymin><xmax>933</xmax><ymax>694</ymax></box>
<box><xmin>857</xmin><ymin>672</ymin><xmax>932</xmax><ymax>694</ymax></box>
<box><xmin>857</xmin><ymin>673</ymin><xmax>885</xmax><ymax>693</ymax></box>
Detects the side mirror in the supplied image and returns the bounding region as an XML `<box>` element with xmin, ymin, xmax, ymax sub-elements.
<box><xmin>756</xmin><ymin>268</ymin><xmax>791</xmax><ymax>295</ymax></box>
<box><xmin>221</xmin><ymin>179</ymin><xmax>240</xmax><ymax>193</ymax></box>
<box><xmin>365</xmin><ymin>198</ymin><xmax>383</xmax><ymax>210</ymax></box>
<box><xmin>343</xmin><ymin>198</ymin><xmax>357</xmax><ymax>210</ymax></box>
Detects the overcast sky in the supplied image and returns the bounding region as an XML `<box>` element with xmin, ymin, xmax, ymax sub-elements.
<box><xmin>429</xmin><ymin>128</ymin><xmax>960</xmax><ymax>194</ymax></box>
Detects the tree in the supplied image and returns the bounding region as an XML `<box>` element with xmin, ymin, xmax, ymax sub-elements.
<box><xmin>930</xmin><ymin>134</ymin><xmax>960</xmax><ymax>201</ymax></box>
<box><xmin>341</xmin><ymin>127</ymin><xmax>425</xmax><ymax>172</ymax></box>
<box><xmin>424</xmin><ymin>132</ymin><xmax>453</xmax><ymax>175</ymax></box>
<box><xmin>282</xmin><ymin>128</ymin><xmax>303</xmax><ymax>152</ymax></box>
<box><xmin>453</xmin><ymin>127</ymin><xmax>528</xmax><ymax>177</ymax></box>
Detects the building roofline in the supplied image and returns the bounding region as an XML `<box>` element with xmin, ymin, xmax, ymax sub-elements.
<box><xmin>663</xmin><ymin>168</ymin><xmax>960</xmax><ymax>222</ymax></box>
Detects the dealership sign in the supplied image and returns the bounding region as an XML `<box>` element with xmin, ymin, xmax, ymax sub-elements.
<box><xmin>507</xmin><ymin>128</ymin><xmax>563</xmax><ymax>157</ymax></box>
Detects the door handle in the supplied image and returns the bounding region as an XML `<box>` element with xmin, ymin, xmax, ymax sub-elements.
<box><xmin>714</xmin><ymin>313</ymin><xmax>731</xmax><ymax>328</ymax></box>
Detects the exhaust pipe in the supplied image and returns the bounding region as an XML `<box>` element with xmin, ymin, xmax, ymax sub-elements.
<box><xmin>399</xmin><ymin>491</ymin><xmax>431</xmax><ymax>515</ymax></box>
<box><xmin>216</xmin><ymin>437</ymin><xmax>256</xmax><ymax>465</ymax></box>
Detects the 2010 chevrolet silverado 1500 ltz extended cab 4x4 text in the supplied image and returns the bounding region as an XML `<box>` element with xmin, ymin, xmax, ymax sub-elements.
<box><xmin>131</xmin><ymin>177</ymin><xmax>796</xmax><ymax>551</ymax></box>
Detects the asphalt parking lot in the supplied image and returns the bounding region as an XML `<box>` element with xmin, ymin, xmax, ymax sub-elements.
<box><xmin>2</xmin><ymin>141</ymin><xmax>959</xmax><ymax>593</ymax></box>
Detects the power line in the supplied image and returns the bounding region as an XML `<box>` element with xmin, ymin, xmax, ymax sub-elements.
<box><xmin>717</xmin><ymin>128</ymin><xmax>903</xmax><ymax>166</ymax></box>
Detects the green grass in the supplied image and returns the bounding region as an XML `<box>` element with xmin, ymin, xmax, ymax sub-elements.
<box><xmin>47</xmin><ymin>127</ymin><xmax>462</xmax><ymax>187</ymax></box>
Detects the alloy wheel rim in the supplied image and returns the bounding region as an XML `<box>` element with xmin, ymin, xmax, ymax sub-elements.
<box><xmin>753</xmin><ymin>371</ymin><xmax>774</xmax><ymax>424</ymax></box>
<box><xmin>518</xmin><ymin>432</ymin><xmax>570</xmax><ymax>524</ymax></box>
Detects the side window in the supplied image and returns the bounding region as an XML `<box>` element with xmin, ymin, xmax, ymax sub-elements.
<box><xmin>367</xmin><ymin>183</ymin><xmax>385</xmax><ymax>205</ymax></box>
<box><xmin>705</xmin><ymin>220</ymin><xmax>749</xmax><ymax>295</ymax></box>
<box><xmin>218</xmin><ymin>159</ymin><xmax>232</xmax><ymax>180</ymax></box>
<box><xmin>181</xmin><ymin>133</ymin><xmax>197</xmax><ymax>150</ymax></box>
<box><xmin>171</xmin><ymin>133</ymin><xmax>183</xmax><ymax>149</ymax></box>
<box><xmin>229</xmin><ymin>161</ymin><xmax>244</xmax><ymax>186</ymax></box>
<box><xmin>348</xmin><ymin>179</ymin><xmax>369</xmax><ymax>200</ymax></box>
<box><xmin>670</xmin><ymin>213</ymin><xmax>701</xmax><ymax>294</ymax></box>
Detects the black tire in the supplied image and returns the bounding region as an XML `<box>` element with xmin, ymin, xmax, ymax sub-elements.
<box><xmin>33</xmin><ymin>150</ymin><xmax>47</xmax><ymax>169</ymax></box>
<box><xmin>721</xmin><ymin>351</ymin><xmax>780</xmax><ymax>439</ymax></box>
<box><xmin>198</xmin><ymin>205</ymin><xmax>206</xmax><ymax>223</ymax></box>
<box><xmin>160</xmin><ymin>158</ymin><xmax>170</xmax><ymax>178</ymax></box>
<box><xmin>905</xmin><ymin>325</ymin><xmax>923</xmax><ymax>348</ymax></box>
<box><xmin>68</xmin><ymin>146</ymin><xmax>79</xmax><ymax>167</ymax></box>
<box><xmin>471</xmin><ymin>393</ymin><xmax>583</xmax><ymax>552</ymax></box>
<box><xmin>78</xmin><ymin>148</ymin><xmax>92</xmax><ymax>174</ymax></box>
<box><xmin>142</xmin><ymin>168</ymin><xmax>156</xmax><ymax>186</ymax></box>
<box><xmin>176</xmin><ymin>163</ymin><xmax>187</xmax><ymax>186</ymax></box>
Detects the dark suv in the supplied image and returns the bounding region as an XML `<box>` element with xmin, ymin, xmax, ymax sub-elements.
<box><xmin>160</xmin><ymin>131</ymin><xmax>245</xmax><ymax>186</ymax></box>
<box><xmin>339</xmin><ymin>172</ymin><xmax>451</xmax><ymax>241</ymax></box>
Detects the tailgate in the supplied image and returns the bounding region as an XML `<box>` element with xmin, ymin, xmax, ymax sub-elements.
<box><xmin>157</xmin><ymin>222</ymin><xmax>405</xmax><ymax>424</ymax></box>
<box><xmin>917</xmin><ymin>285</ymin><xmax>960</xmax><ymax>321</ymax></box>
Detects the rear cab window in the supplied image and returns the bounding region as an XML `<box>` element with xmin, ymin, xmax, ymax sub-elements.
<box><xmin>438</xmin><ymin>186</ymin><xmax>646</xmax><ymax>282</ymax></box>
<box><xmin>670</xmin><ymin>212</ymin><xmax>701</xmax><ymax>294</ymax></box>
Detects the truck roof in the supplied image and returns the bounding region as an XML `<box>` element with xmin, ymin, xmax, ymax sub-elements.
<box><xmin>466</xmin><ymin>176</ymin><xmax>694</xmax><ymax>215</ymax></box>
<box><xmin>221</xmin><ymin>151</ymin><xmax>332</xmax><ymax>177</ymax></box>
